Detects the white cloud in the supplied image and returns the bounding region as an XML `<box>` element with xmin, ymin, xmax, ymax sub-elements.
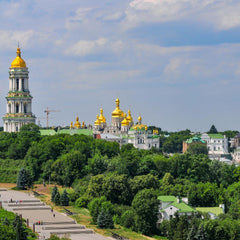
<box><xmin>122</xmin><ymin>0</ymin><xmax>240</xmax><ymax>31</ymax></box>
<box><xmin>65</xmin><ymin>38</ymin><xmax>108</xmax><ymax>56</ymax></box>
<box><xmin>0</xmin><ymin>30</ymin><xmax>34</xmax><ymax>50</ymax></box>
<box><xmin>103</xmin><ymin>11</ymin><xmax>124</xmax><ymax>21</ymax></box>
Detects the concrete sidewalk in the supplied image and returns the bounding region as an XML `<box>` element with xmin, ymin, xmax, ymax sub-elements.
<box><xmin>0</xmin><ymin>188</ymin><xmax>110</xmax><ymax>240</ymax></box>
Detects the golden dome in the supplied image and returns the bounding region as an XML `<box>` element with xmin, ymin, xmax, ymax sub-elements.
<box><xmin>70</xmin><ymin>121</ymin><xmax>73</xmax><ymax>129</ymax></box>
<box><xmin>98</xmin><ymin>108</ymin><xmax>106</xmax><ymax>123</ymax></box>
<box><xmin>112</xmin><ymin>98</ymin><xmax>124</xmax><ymax>118</ymax></box>
<box><xmin>82</xmin><ymin>121</ymin><xmax>85</xmax><ymax>128</ymax></box>
<box><xmin>94</xmin><ymin>115</ymin><xmax>101</xmax><ymax>126</ymax></box>
<box><xmin>121</xmin><ymin>113</ymin><xmax>129</xmax><ymax>126</ymax></box>
<box><xmin>131</xmin><ymin>115</ymin><xmax>148</xmax><ymax>131</ymax></box>
<box><xmin>74</xmin><ymin>116</ymin><xmax>81</xmax><ymax>129</ymax></box>
<box><xmin>138</xmin><ymin>115</ymin><xmax>142</xmax><ymax>123</ymax></box>
<box><xmin>11</xmin><ymin>47</ymin><xmax>27</xmax><ymax>68</ymax></box>
<box><xmin>126</xmin><ymin>110</ymin><xmax>133</xmax><ymax>123</ymax></box>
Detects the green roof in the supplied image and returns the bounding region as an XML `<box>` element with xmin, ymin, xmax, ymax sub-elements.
<box><xmin>158</xmin><ymin>196</ymin><xmax>196</xmax><ymax>213</ymax></box>
<box><xmin>171</xmin><ymin>202</ymin><xmax>196</xmax><ymax>213</ymax></box>
<box><xmin>185</xmin><ymin>136</ymin><xmax>206</xmax><ymax>144</ymax></box>
<box><xmin>40</xmin><ymin>129</ymin><xmax>56</xmax><ymax>135</ymax></box>
<box><xmin>58</xmin><ymin>129</ymin><xmax>93</xmax><ymax>136</ymax></box>
<box><xmin>208</xmin><ymin>134</ymin><xmax>224</xmax><ymax>139</ymax></box>
<box><xmin>195</xmin><ymin>207</ymin><xmax>223</xmax><ymax>216</ymax></box>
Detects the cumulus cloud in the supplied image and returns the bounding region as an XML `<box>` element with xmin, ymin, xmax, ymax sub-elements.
<box><xmin>0</xmin><ymin>30</ymin><xmax>34</xmax><ymax>50</ymax></box>
<box><xmin>65</xmin><ymin>38</ymin><xmax>108</xmax><ymax>56</ymax></box>
<box><xmin>122</xmin><ymin>0</ymin><xmax>240</xmax><ymax>31</ymax></box>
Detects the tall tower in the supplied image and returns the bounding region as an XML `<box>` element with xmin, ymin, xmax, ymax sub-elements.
<box><xmin>3</xmin><ymin>47</ymin><xmax>36</xmax><ymax>132</ymax></box>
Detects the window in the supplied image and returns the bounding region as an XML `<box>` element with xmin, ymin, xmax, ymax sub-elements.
<box><xmin>22</xmin><ymin>79</ymin><xmax>24</xmax><ymax>90</ymax></box>
<box><xmin>16</xmin><ymin>104</ymin><xmax>19</xmax><ymax>113</ymax></box>
<box><xmin>24</xmin><ymin>104</ymin><xmax>27</xmax><ymax>113</ymax></box>
<box><xmin>16</xmin><ymin>79</ymin><xmax>19</xmax><ymax>91</ymax></box>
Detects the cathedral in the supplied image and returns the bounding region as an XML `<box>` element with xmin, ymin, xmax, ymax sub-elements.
<box><xmin>3</xmin><ymin>47</ymin><xmax>36</xmax><ymax>132</ymax></box>
<box><xmin>93</xmin><ymin>98</ymin><xmax>160</xmax><ymax>150</ymax></box>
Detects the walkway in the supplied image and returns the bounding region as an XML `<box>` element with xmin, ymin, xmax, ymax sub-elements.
<box><xmin>0</xmin><ymin>188</ymin><xmax>110</xmax><ymax>240</ymax></box>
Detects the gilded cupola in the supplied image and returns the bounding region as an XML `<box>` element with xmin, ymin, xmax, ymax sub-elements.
<box><xmin>112</xmin><ymin>98</ymin><xmax>124</xmax><ymax>118</ymax></box>
<box><xmin>11</xmin><ymin>47</ymin><xmax>27</xmax><ymax>68</ymax></box>
<box><xmin>94</xmin><ymin>115</ymin><xmax>101</xmax><ymax>126</ymax></box>
<box><xmin>98</xmin><ymin>108</ymin><xmax>106</xmax><ymax>123</ymax></box>
<box><xmin>126</xmin><ymin>110</ymin><xmax>133</xmax><ymax>123</ymax></box>
<box><xmin>121</xmin><ymin>113</ymin><xmax>129</xmax><ymax>126</ymax></box>
<box><xmin>70</xmin><ymin>121</ymin><xmax>73</xmax><ymax>129</ymax></box>
<box><xmin>74</xmin><ymin>116</ymin><xmax>81</xmax><ymax>129</ymax></box>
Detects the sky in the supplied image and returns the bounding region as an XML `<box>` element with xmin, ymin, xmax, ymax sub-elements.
<box><xmin>0</xmin><ymin>0</ymin><xmax>240</xmax><ymax>132</ymax></box>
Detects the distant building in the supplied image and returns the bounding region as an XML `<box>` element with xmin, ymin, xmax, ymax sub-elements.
<box><xmin>182</xmin><ymin>136</ymin><xmax>206</xmax><ymax>153</ymax></box>
<box><xmin>232</xmin><ymin>147</ymin><xmax>240</xmax><ymax>164</ymax></box>
<box><xmin>201</xmin><ymin>133</ymin><xmax>228</xmax><ymax>157</ymax></box>
<box><xmin>231</xmin><ymin>133</ymin><xmax>240</xmax><ymax>149</ymax></box>
<box><xmin>157</xmin><ymin>196</ymin><xmax>196</xmax><ymax>227</ymax></box>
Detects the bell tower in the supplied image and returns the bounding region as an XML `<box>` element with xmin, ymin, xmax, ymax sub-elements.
<box><xmin>3</xmin><ymin>47</ymin><xmax>36</xmax><ymax>132</ymax></box>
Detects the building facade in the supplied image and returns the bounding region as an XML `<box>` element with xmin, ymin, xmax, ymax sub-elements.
<box><xmin>3</xmin><ymin>47</ymin><xmax>36</xmax><ymax>132</ymax></box>
<box><xmin>201</xmin><ymin>133</ymin><xmax>228</xmax><ymax>156</ymax></box>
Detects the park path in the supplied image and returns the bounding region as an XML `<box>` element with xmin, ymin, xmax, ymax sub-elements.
<box><xmin>0</xmin><ymin>188</ymin><xmax>110</xmax><ymax>240</ymax></box>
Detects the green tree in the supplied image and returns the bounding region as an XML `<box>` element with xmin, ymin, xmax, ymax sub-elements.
<box><xmin>51</xmin><ymin>185</ymin><xmax>58</xmax><ymax>202</ymax></box>
<box><xmin>208</xmin><ymin>125</ymin><xmax>218</xmax><ymax>134</ymax></box>
<box><xmin>102</xmin><ymin>174</ymin><xmax>131</xmax><ymax>205</ymax></box>
<box><xmin>97</xmin><ymin>210</ymin><xmax>114</xmax><ymax>229</ymax></box>
<box><xmin>17</xmin><ymin>168</ymin><xmax>31</xmax><ymax>190</ymax></box>
<box><xmin>54</xmin><ymin>190</ymin><xmax>61</xmax><ymax>206</ymax></box>
<box><xmin>187</xmin><ymin>143</ymin><xmax>208</xmax><ymax>155</ymax></box>
<box><xmin>132</xmin><ymin>189</ymin><xmax>159</xmax><ymax>235</ymax></box>
<box><xmin>60</xmin><ymin>189</ymin><xmax>69</xmax><ymax>206</ymax></box>
<box><xmin>13</xmin><ymin>214</ymin><xmax>28</xmax><ymax>240</ymax></box>
<box><xmin>130</xmin><ymin>174</ymin><xmax>159</xmax><ymax>196</ymax></box>
<box><xmin>51</xmin><ymin>151</ymin><xmax>86</xmax><ymax>187</ymax></box>
<box><xmin>88</xmin><ymin>152</ymin><xmax>108</xmax><ymax>175</ymax></box>
<box><xmin>120</xmin><ymin>210</ymin><xmax>135</xmax><ymax>229</ymax></box>
<box><xmin>88</xmin><ymin>196</ymin><xmax>113</xmax><ymax>224</ymax></box>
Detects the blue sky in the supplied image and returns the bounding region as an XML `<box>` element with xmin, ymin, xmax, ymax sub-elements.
<box><xmin>0</xmin><ymin>0</ymin><xmax>240</xmax><ymax>131</ymax></box>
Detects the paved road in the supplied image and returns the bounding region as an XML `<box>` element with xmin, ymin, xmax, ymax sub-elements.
<box><xmin>0</xmin><ymin>188</ymin><xmax>110</xmax><ymax>240</ymax></box>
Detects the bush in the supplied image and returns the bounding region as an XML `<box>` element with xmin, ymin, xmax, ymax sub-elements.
<box><xmin>75</xmin><ymin>196</ymin><xmax>89</xmax><ymax>208</ymax></box>
<box><xmin>120</xmin><ymin>210</ymin><xmax>135</xmax><ymax>229</ymax></box>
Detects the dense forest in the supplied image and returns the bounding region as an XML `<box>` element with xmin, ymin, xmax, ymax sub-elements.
<box><xmin>1</xmin><ymin>124</ymin><xmax>240</xmax><ymax>239</ymax></box>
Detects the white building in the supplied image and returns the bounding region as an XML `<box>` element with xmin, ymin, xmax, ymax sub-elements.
<box><xmin>3</xmin><ymin>47</ymin><xmax>36</xmax><ymax>132</ymax></box>
<box><xmin>157</xmin><ymin>196</ymin><xmax>196</xmax><ymax>228</ymax></box>
<box><xmin>201</xmin><ymin>133</ymin><xmax>228</xmax><ymax>156</ymax></box>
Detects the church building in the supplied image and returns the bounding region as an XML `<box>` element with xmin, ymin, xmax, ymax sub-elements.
<box><xmin>3</xmin><ymin>47</ymin><xmax>36</xmax><ymax>132</ymax></box>
<box><xmin>93</xmin><ymin>98</ymin><xmax>160</xmax><ymax>150</ymax></box>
